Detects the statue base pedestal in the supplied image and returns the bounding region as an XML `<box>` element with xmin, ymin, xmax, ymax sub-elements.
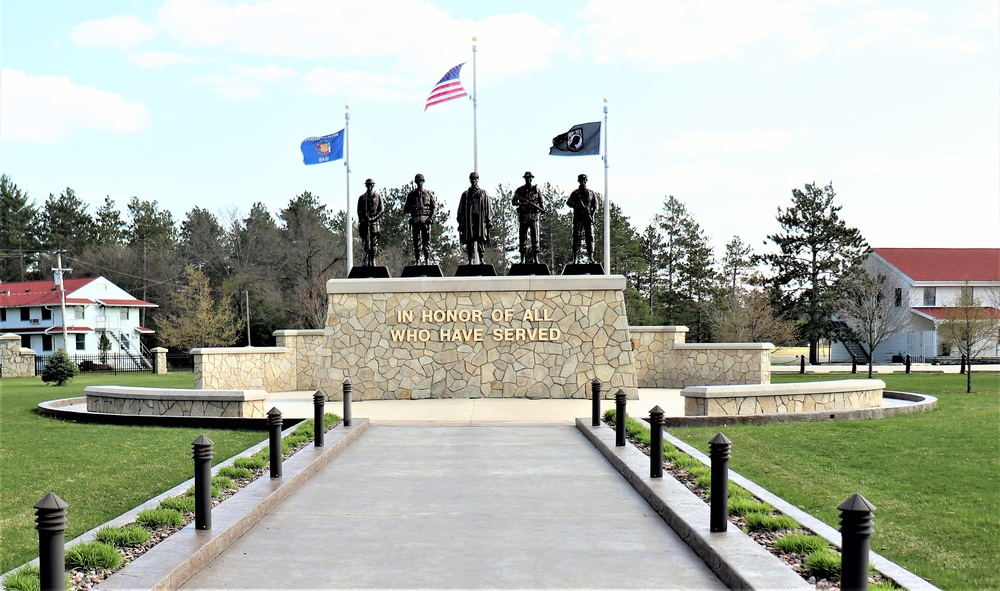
<box><xmin>508</xmin><ymin>263</ymin><xmax>551</xmax><ymax>276</ymax></box>
<box><xmin>455</xmin><ymin>264</ymin><xmax>497</xmax><ymax>277</ymax></box>
<box><xmin>348</xmin><ymin>266</ymin><xmax>390</xmax><ymax>279</ymax></box>
<box><xmin>562</xmin><ymin>263</ymin><xmax>605</xmax><ymax>276</ymax></box>
<box><xmin>401</xmin><ymin>265</ymin><xmax>444</xmax><ymax>278</ymax></box>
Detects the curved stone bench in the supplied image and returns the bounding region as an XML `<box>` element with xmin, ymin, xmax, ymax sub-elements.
<box><xmin>85</xmin><ymin>386</ymin><xmax>267</xmax><ymax>418</ymax></box>
<box><xmin>680</xmin><ymin>379</ymin><xmax>884</xmax><ymax>417</ymax></box>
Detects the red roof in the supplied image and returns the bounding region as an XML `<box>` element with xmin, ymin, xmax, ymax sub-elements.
<box><xmin>874</xmin><ymin>248</ymin><xmax>1000</xmax><ymax>282</ymax></box>
<box><xmin>0</xmin><ymin>277</ymin><xmax>98</xmax><ymax>308</ymax></box>
<box><xmin>913</xmin><ymin>307</ymin><xmax>1000</xmax><ymax>320</ymax></box>
<box><xmin>0</xmin><ymin>277</ymin><xmax>155</xmax><ymax>309</ymax></box>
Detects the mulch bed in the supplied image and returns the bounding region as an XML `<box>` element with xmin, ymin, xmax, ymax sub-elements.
<box><xmin>616</xmin><ymin>422</ymin><xmax>894</xmax><ymax>591</ymax></box>
<box><xmin>64</xmin><ymin>434</ymin><xmax>323</xmax><ymax>590</ymax></box>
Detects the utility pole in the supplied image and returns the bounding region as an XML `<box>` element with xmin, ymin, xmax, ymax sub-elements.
<box><xmin>52</xmin><ymin>252</ymin><xmax>72</xmax><ymax>352</ymax></box>
<box><xmin>245</xmin><ymin>290</ymin><xmax>251</xmax><ymax>347</ymax></box>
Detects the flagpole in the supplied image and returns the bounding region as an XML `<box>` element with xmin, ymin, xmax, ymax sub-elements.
<box><xmin>603</xmin><ymin>99</ymin><xmax>610</xmax><ymax>275</ymax></box>
<box><xmin>345</xmin><ymin>104</ymin><xmax>353</xmax><ymax>274</ymax></box>
<box><xmin>472</xmin><ymin>37</ymin><xmax>479</xmax><ymax>175</ymax></box>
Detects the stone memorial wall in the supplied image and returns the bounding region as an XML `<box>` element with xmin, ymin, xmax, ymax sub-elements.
<box><xmin>320</xmin><ymin>275</ymin><xmax>638</xmax><ymax>400</ymax></box>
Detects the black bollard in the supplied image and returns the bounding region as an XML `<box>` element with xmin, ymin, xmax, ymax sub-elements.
<box><xmin>34</xmin><ymin>492</ymin><xmax>68</xmax><ymax>591</ymax></box>
<box><xmin>267</xmin><ymin>407</ymin><xmax>283</xmax><ymax>478</ymax></box>
<box><xmin>851</xmin><ymin>354</ymin><xmax>857</xmax><ymax>374</ymax></box>
<box><xmin>709</xmin><ymin>433</ymin><xmax>732</xmax><ymax>533</ymax></box>
<box><xmin>313</xmin><ymin>390</ymin><xmax>325</xmax><ymax>447</ymax></box>
<box><xmin>960</xmin><ymin>354</ymin><xmax>966</xmax><ymax>374</ymax></box>
<box><xmin>905</xmin><ymin>354</ymin><xmax>911</xmax><ymax>374</ymax></box>
<box><xmin>591</xmin><ymin>378</ymin><xmax>602</xmax><ymax>427</ymax></box>
<box><xmin>614</xmin><ymin>389</ymin><xmax>627</xmax><ymax>447</ymax></box>
<box><xmin>648</xmin><ymin>406</ymin><xmax>664</xmax><ymax>478</ymax></box>
<box><xmin>192</xmin><ymin>435</ymin><xmax>213</xmax><ymax>530</ymax></box>
<box><xmin>839</xmin><ymin>493</ymin><xmax>876</xmax><ymax>591</ymax></box>
<box><xmin>800</xmin><ymin>355</ymin><xmax>806</xmax><ymax>374</ymax></box>
<box><xmin>343</xmin><ymin>379</ymin><xmax>352</xmax><ymax>427</ymax></box>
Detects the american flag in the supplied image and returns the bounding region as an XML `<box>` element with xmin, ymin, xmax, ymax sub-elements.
<box><xmin>425</xmin><ymin>63</ymin><xmax>468</xmax><ymax>110</ymax></box>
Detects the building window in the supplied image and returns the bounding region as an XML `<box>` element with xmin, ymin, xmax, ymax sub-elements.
<box><xmin>75</xmin><ymin>334</ymin><xmax>86</xmax><ymax>351</ymax></box>
<box><xmin>74</xmin><ymin>306</ymin><xmax>85</xmax><ymax>320</ymax></box>
<box><xmin>42</xmin><ymin>307</ymin><xmax>52</xmax><ymax>320</ymax></box>
<box><xmin>922</xmin><ymin>287</ymin><xmax>936</xmax><ymax>306</ymax></box>
<box><xmin>894</xmin><ymin>288</ymin><xmax>902</xmax><ymax>307</ymax></box>
<box><xmin>120</xmin><ymin>308</ymin><xmax>129</xmax><ymax>321</ymax></box>
<box><xmin>0</xmin><ymin>308</ymin><xmax>5</xmax><ymax>322</ymax></box>
<box><xmin>120</xmin><ymin>333</ymin><xmax>131</xmax><ymax>350</ymax></box>
<box><xmin>960</xmin><ymin>286</ymin><xmax>974</xmax><ymax>301</ymax></box>
<box><xmin>42</xmin><ymin>335</ymin><xmax>53</xmax><ymax>351</ymax></box>
<box><xmin>21</xmin><ymin>335</ymin><xmax>30</xmax><ymax>348</ymax></box>
<box><xmin>20</xmin><ymin>308</ymin><xmax>30</xmax><ymax>321</ymax></box>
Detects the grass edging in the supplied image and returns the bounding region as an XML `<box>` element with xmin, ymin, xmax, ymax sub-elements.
<box><xmin>643</xmin><ymin>415</ymin><xmax>944</xmax><ymax>591</ymax></box>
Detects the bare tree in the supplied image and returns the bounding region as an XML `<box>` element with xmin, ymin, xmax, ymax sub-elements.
<box><xmin>837</xmin><ymin>267</ymin><xmax>912</xmax><ymax>377</ymax></box>
<box><xmin>710</xmin><ymin>288</ymin><xmax>797</xmax><ymax>346</ymax></box>
<box><xmin>938</xmin><ymin>279</ymin><xmax>1000</xmax><ymax>393</ymax></box>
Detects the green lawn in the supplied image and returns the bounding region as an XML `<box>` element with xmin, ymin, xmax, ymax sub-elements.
<box><xmin>0</xmin><ymin>373</ymin><xmax>266</xmax><ymax>574</ymax></box>
<box><xmin>669</xmin><ymin>373</ymin><xmax>1000</xmax><ymax>591</ymax></box>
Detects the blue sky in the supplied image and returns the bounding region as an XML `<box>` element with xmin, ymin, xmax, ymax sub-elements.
<box><xmin>2</xmin><ymin>0</ymin><xmax>998</xmax><ymax>256</ymax></box>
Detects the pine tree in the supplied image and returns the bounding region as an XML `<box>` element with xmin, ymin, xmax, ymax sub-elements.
<box><xmin>762</xmin><ymin>182</ymin><xmax>867</xmax><ymax>364</ymax></box>
<box><xmin>41</xmin><ymin>349</ymin><xmax>77</xmax><ymax>386</ymax></box>
<box><xmin>0</xmin><ymin>174</ymin><xmax>42</xmax><ymax>281</ymax></box>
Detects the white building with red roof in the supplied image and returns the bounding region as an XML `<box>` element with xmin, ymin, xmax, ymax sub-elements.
<box><xmin>834</xmin><ymin>248</ymin><xmax>1000</xmax><ymax>363</ymax></box>
<box><xmin>0</xmin><ymin>276</ymin><xmax>157</xmax><ymax>368</ymax></box>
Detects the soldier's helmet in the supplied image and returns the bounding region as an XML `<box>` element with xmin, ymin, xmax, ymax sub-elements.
<box><xmin>414</xmin><ymin>173</ymin><xmax>425</xmax><ymax>182</ymax></box>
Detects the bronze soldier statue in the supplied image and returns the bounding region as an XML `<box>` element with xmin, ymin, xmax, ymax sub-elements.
<box><xmin>512</xmin><ymin>171</ymin><xmax>544</xmax><ymax>265</ymax></box>
<box><xmin>566</xmin><ymin>173</ymin><xmax>598</xmax><ymax>264</ymax></box>
<box><xmin>357</xmin><ymin>178</ymin><xmax>383</xmax><ymax>267</ymax></box>
<box><xmin>457</xmin><ymin>172</ymin><xmax>492</xmax><ymax>265</ymax></box>
<box><xmin>404</xmin><ymin>173</ymin><xmax>436</xmax><ymax>265</ymax></box>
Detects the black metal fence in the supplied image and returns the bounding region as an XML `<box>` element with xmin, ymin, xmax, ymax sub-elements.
<box><xmin>35</xmin><ymin>353</ymin><xmax>152</xmax><ymax>374</ymax></box>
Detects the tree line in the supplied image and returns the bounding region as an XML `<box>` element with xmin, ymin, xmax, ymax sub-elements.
<box><xmin>6</xmin><ymin>171</ymin><xmax>991</xmax><ymax>378</ymax></box>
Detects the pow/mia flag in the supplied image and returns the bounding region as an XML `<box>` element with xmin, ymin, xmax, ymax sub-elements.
<box><xmin>549</xmin><ymin>121</ymin><xmax>601</xmax><ymax>156</ymax></box>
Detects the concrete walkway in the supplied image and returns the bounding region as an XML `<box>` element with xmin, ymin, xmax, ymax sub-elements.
<box><xmin>179</xmin><ymin>424</ymin><xmax>727</xmax><ymax>590</ymax></box>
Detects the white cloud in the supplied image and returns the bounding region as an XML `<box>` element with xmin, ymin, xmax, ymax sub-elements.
<box><xmin>0</xmin><ymin>69</ymin><xmax>150</xmax><ymax>144</ymax></box>
<box><xmin>579</xmin><ymin>0</ymin><xmax>827</xmax><ymax>68</ymax></box>
<box><xmin>970</xmin><ymin>1</ymin><xmax>1000</xmax><ymax>28</ymax></box>
<box><xmin>838</xmin><ymin>8</ymin><xmax>990</xmax><ymax>54</ymax></box>
<box><xmin>300</xmin><ymin>68</ymin><xmax>413</xmax><ymax>101</ymax></box>
<box><xmin>71</xmin><ymin>15</ymin><xmax>156</xmax><ymax>48</ymax></box>
<box><xmin>155</xmin><ymin>0</ymin><xmax>561</xmax><ymax>79</ymax></box>
<box><xmin>128</xmin><ymin>50</ymin><xmax>205</xmax><ymax>68</ymax></box>
<box><xmin>658</xmin><ymin>130</ymin><xmax>793</xmax><ymax>155</ymax></box>
<box><xmin>193</xmin><ymin>64</ymin><xmax>297</xmax><ymax>99</ymax></box>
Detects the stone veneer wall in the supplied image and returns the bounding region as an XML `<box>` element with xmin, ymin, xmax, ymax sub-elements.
<box><xmin>682</xmin><ymin>380</ymin><xmax>884</xmax><ymax>416</ymax></box>
<box><xmin>321</xmin><ymin>275</ymin><xmax>637</xmax><ymax>400</ymax></box>
<box><xmin>193</xmin><ymin>347</ymin><xmax>293</xmax><ymax>391</ymax></box>
<box><xmin>1</xmin><ymin>333</ymin><xmax>35</xmax><ymax>378</ymax></box>
<box><xmin>629</xmin><ymin>326</ymin><xmax>772</xmax><ymax>388</ymax></box>
<box><xmin>274</xmin><ymin>329</ymin><xmax>325</xmax><ymax>390</ymax></box>
<box><xmin>85</xmin><ymin>386</ymin><xmax>266</xmax><ymax>417</ymax></box>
